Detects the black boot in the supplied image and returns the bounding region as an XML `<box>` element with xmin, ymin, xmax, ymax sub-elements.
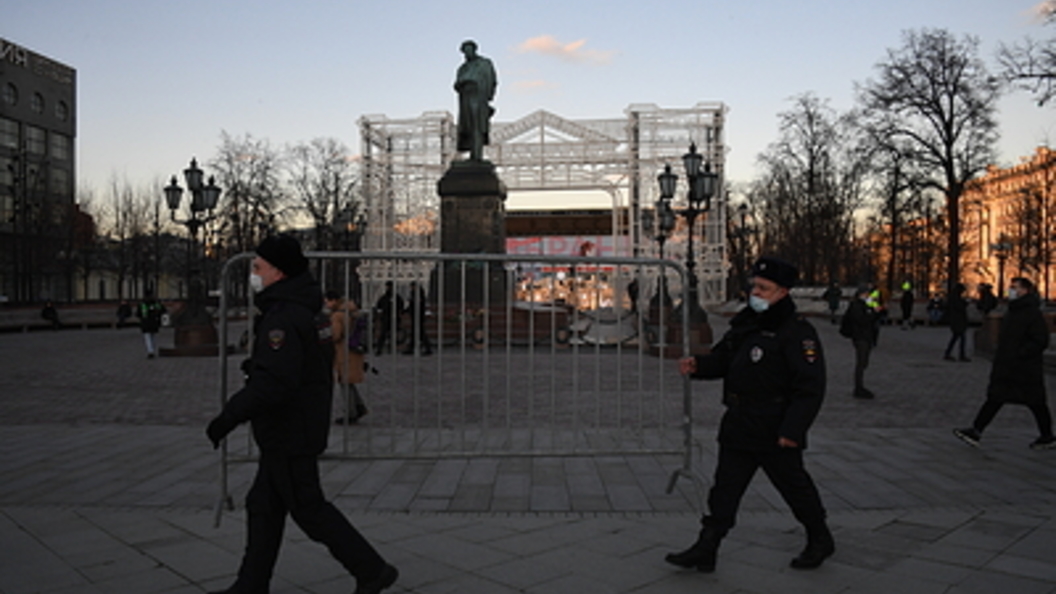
<box><xmin>790</xmin><ymin>522</ymin><xmax>835</xmax><ymax>569</ymax></box>
<box><xmin>665</xmin><ymin>517</ymin><xmax>725</xmax><ymax>573</ymax></box>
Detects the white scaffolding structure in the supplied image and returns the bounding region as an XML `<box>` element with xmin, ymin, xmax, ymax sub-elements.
<box><xmin>358</xmin><ymin>102</ymin><xmax>729</xmax><ymax>304</ymax></box>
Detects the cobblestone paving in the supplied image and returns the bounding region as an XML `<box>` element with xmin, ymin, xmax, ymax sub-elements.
<box><xmin>2</xmin><ymin>314</ymin><xmax>1055</xmax><ymax>592</ymax></box>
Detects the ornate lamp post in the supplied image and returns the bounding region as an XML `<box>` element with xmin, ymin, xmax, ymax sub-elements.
<box><xmin>991</xmin><ymin>234</ymin><xmax>1013</xmax><ymax>296</ymax></box>
<box><xmin>644</xmin><ymin>194</ymin><xmax>677</xmax><ymax>316</ymax></box>
<box><xmin>162</xmin><ymin>157</ymin><xmax>222</xmax><ymax>354</ymax></box>
<box><xmin>658</xmin><ymin>143</ymin><xmax>718</xmax><ymax>324</ymax></box>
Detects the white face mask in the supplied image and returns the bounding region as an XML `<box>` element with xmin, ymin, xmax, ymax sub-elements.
<box><xmin>748</xmin><ymin>294</ymin><xmax>770</xmax><ymax>313</ymax></box>
<box><xmin>249</xmin><ymin>273</ymin><xmax>265</xmax><ymax>293</ymax></box>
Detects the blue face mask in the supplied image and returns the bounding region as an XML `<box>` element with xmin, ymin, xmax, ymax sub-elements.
<box><xmin>749</xmin><ymin>295</ymin><xmax>770</xmax><ymax>313</ymax></box>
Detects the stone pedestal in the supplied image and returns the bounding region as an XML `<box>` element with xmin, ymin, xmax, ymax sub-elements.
<box><xmin>437</xmin><ymin>161</ymin><xmax>508</xmax><ymax>306</ymax></box>
<box><xmin>159</xmin><ymin>281</ymin><xmax>225</xmax><ymax>357</ymax></box>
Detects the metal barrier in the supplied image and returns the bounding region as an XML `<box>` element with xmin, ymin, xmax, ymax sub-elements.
<box><xmin>214</xmin><ymin>251</ymin><xmax>705</xmax><ymax>522</ymax></box>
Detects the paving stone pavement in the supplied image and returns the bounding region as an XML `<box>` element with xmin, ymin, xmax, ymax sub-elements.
<box><xmin>2</xmin><ymin>316</ymin><xmax>1056</xmax><ymax>592</ymax></box>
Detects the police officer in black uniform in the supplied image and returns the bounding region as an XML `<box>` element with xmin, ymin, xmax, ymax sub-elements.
<box><xmin>206</xmin><ymin>235</ymin><xmax>398</xmax><ymax>594</ymax></box>
<box><xmin>666</xmin><ymin>256</ymin><xmax>834</xmax><ymax>573</ymax></box>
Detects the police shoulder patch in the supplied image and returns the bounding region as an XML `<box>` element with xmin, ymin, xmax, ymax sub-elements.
<box><xmin>750</xmin><ymin>345</ymin><xmax>764</xmax><ymax>363</ymax></box>
<box><xmin>801</xmin><ymin>339</ymin><xmax>818</xmax><ymax>363</ymax></box>
<box><xmin>268</xmin><ymin>329</ymin><xmax>285</xmax><ymax>350</ymax></box>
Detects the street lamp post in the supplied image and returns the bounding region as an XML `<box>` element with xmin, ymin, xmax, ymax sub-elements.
<box><xmin>162</xmin><ymin>157</ymin><xmax>222</xmax><ymax>354</ymax></box>
<box><xmin>645</xmin><ymin>197</ymin><xmax>677</xmax><ymax>316</ymax></box>
<box><xmin>991</xmin><ymin>234</ymin><xmax>1013</xmax><ymax>295</ymax></box>
<box><xmin>657</xmin><ymin>143</ymin><xmax>718</xmax><ymax>324</ymax></box>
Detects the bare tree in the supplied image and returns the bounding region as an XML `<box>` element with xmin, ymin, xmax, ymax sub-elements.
<box><xmin>70</xmin><ymin>184</ymin><xmax>99</xmax><ymax>301</ymax></box>
<box><xmin>997</xmin><ymin>1</ymin><xmax>1056</xmax><ymax>106</ymax></box>
<box><xmin>100</xmin><ymin>175</ymin><xmax>150</xmax><ymax>299</ymax></box>
<box><xmin>285</xmin><ymin>137</ymin><xmax>360</xmax><ymax>251</ymax></box>
<box><xmin>209</xmin><ymin>132</ymin><xmax>288</xmax><ymax>259</ymax></box>
<box><xmin>751</xmin><ymin>93</ymin><xmax>868</xmax><ymax>285</ymax></box>
<box><xmin>857</xmin><ymin>28</ymin><xmax>1002</xmax><ymax>293</ymax></box>
<box><xmin>857</xmin><ymin>115</ymin><xmax>933</xmax><ymax>296</ymax></box>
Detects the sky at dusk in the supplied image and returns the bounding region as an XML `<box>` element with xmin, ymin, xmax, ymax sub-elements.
<box><xmin>5</xmin><ymin>0</ymin><xmax>1056</xmax><ymax>208</ymax></box>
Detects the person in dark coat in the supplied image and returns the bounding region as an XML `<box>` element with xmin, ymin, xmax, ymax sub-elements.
<box><xmin>943</xmin><ymin>282</ymin><xmax>970</xmax><ymax>362</ymax></box>
<box><xmin>954</xmin><ymin>277</ymin><xmax>1055</xmax><ymax>450</ymax></box>
<box><xmin>401</xmin><ymin>281</ymin><xmax>433</xmax><ymax>356</ymax></box>
<box><xmin>977</xmin><ymin>283</ymin><xmax>998</xmax><ymax>317</ymax></box>
<box><xmin>40</xmin><ymin>301</ymin><xmax>60</xmax><ymax>330</ymax></box>
<box><xmin>206</xmin><ymin>235</ymin><xmax>398</xmax><ymax>594</ymax></box>
<box><xmin>116</xmin><ymin>300</ymin><xmax>132</xmax><ymax>328</ymax></box>
<box><xmin>822</xmin><ymin>282</ymin><xmax>841</xmax><ymax>324</ymax></box>
<box><xmin>373</xmin><ymin>281</ymin><xmax>404</xmax><ymax>356</ymax></box>
<box><xmin>900</xmin><ymin>282</ymin><xmax>915</xmax><ymax>330</ymax></box>
<box><xmin>666</xmin><ymin>257</ymin><xmax>834</xmax><ymax>573</ymax></box>
<box><xmin>841</xmin><ymin>285</ymin><xmax>876</xmax><ymax>399</ymax></box>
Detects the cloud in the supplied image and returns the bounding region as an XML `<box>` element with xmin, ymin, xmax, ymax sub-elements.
<box><xmin>1031</xmin><ymin>0</ymin><xmax>1056</xmax><ymax>21</ymax></box>
<box><xmin>516</xmin><ymin>35</ymin><xmax>615</xmax><ymax>65</ymax></box>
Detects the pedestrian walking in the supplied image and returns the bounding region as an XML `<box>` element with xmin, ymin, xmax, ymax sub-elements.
<box><xmin>137</xmin><ymin>291</ymin><xmax>166</xmax><ymax>358</ymax></box>
<box><xmin>667</xmin><ymin>256</ymin><xmax>834</xmax><ymax>574</ymax></box>
<box><xmin>954</xmin><ymin>277</ymin><xmax>1056</xmax><ymax>450</ymax></box>
<box><xmin>900</xmin><ymin>281</ymin><xmax>915</xmax><ymax>330</ymax></box>
<box><xmin>205</xmin><ymin>234</ymin><xmax>398</xmax><ymax>594</ymax></box>
<box><xmin>373</xmin><ymin>281</ymin><xmax>404</xmax><ymax>356</ymax></box>
<box><xmin>943</xmin><ymin>282</ymin><xmax>970</xmax><ymax>362</ymax></box>
<box><xmin>841</xmin><ymin>285</ymin><xmax>876</xmax><ymax>399</ymax></box>
<box><xmin>325</xmin><ymin>289</ymin><xmax>369</xmax><ymax>424</ymax></box>
<box><xmin>822</xmin><ymin>282</ymin><xmax>841</xmax><ymax>324</ymax></box>
<box><xmin>401</xmin><ymin>281</ymin><xmax>433</xmax><ymax>356</ymax></box>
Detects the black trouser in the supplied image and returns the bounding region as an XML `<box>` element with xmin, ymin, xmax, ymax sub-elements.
<box><xmin>234</xmin><ymin>452</ymin><xmax>386</xmax><ymax>591</ymax></box>
<box><xmin>973</xmin><ymin>398</ymin><xmax>1054</xmax><ymax>438</ymax></box>
<box><xmin>404</xmin><ymin>314</ymin><xmax>432</xmax><ymax>352</ymax></box>
<box><xmin>374</xmin><ymin>319</ymin><xmax>398</xmax><ymax>355</ymax></box>
<box><xmin>853</xmin><ymin>339</ymin><xmax>871</xmax><ymax>393</ymax></box>
<box><xmin>944</xmin><ymin>329</ymin><xmax>967</xmax><ymax>358</ymax></box>
<box><xmin>707</xmin><ymin>445</ymin><xmax>827</xmax><ymax>534</ymax></box>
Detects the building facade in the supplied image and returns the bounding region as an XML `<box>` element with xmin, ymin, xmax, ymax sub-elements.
<box><xmin>0</xmin><ymin>38</ymin><xmax>78</xmax><ymax>303</ymax></box>
<box><xmin>961</xmin><ymin>147</ymin><xmax>1056</xmax><ymax>300</ymax></box>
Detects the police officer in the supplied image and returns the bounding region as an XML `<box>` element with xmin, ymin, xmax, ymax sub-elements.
<box><xmin>206</xmin><ymin>235</ymin><xmax>398</xmax><ymax>594</ymax></box>
<box><xmin>666</xmin><ymin>256</ymin><xmax>834</xmax><ymax>573</ymax></box>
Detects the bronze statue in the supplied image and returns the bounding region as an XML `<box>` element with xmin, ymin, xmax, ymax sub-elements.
<box><xmin>454</xmin><ymin>40</ymin><xmax>497</xmax><ymax>162</ymax></box>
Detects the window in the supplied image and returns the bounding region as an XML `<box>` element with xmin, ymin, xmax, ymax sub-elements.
<box><xmin>50</xmin><ymin>168</ymin><xmax>68</xmax><ymax>195</ymax></box>
<box><xmin>30</xmin><ymin>92</ymin><xmax>44</xmax><ymax>114</ymax></box>
<box><xmin>25</xmin><ymin>126</ymin><xmax>45</xmax><ymax>155</ymax></box>
<box><xmin>50</xmin><ymin>134</ymin><xmax>69</xmax><ymax>160</ymax></box>
<box><xmin>0</xmin><ymin>192</ymin><xmax>13</xmax><ymax>227</ymax></box>
<box><xmin>50</xmin><ymin>200</ymin><xmax>66</xmax><ymax>225</ymax></box>
<box><xmin>55</xmin><ymin>100</ymin><xmax>68</xmax><ymax>122</ymax></box>
<box><xmin>2</xmin><ymin>83</ymin><xmax>16</xmax><ymax>106</ymax></box>
<box><xmin>0</xmin><ymin>157</ymin><xmax>11</xmax><ymax>187</ymax></box>
<box><xmin>0</xmin><ymin>118</ymin><xmax>17</xmax><ymax>149</ymax></box>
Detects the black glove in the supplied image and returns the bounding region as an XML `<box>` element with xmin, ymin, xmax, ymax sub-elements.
<box><xmin>206</xmin><ymin>414</ymin><xmax>237</xmax><ymax>449</ymax></box>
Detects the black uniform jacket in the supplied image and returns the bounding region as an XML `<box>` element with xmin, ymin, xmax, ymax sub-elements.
<box><xmin>988</xmin><ymin>292</ymin><xmax>1050</xmax><ymax>406</ymax></box>
<box><xmin>842</xmin><ymin>298</ymin><xmax>875</xmax><ymax>343</ymax></box>
<box><xmin>220</xmin><ymin>271</ymin><xmax>333</xmax><ymax>456</ymax></box>
<box><xmin>691</xmin><ymin>296</ymin><xmax>826</xmax><ymax>450</ymax></box>
<box><xmin>946</xmin><ymin>293</ymin><xmax>969</xmax><ymax>333</ymax></box>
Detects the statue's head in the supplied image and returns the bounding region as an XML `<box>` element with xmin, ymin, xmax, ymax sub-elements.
<box><xmin>460</xmin><ymin>40</ymin><xmax>478</xmax><ymax>58</ymax></box>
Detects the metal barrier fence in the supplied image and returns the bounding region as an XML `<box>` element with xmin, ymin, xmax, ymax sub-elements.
<box><xmin>214</xmin><ymin>251</ymin><xmax>704</xmax><ymax>521</ymax></box>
